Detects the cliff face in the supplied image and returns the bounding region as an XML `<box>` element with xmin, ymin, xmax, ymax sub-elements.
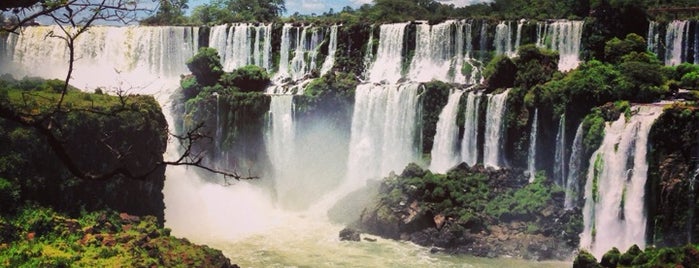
<box><xmin>0</xmin><ymin>80</ymin><xmax>168</xmax><ymax>223</ymax></box>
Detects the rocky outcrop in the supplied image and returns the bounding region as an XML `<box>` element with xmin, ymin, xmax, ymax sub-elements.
<box><xmin>357</xmin><ymin>163</ymin><xmax>581</xmax><ymax>260</ymax></box>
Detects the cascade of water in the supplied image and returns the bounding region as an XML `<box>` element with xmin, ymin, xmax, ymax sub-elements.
<box><xmin>430</xmin><ymin>90</ymin><xmax>465</xmax><ymax>173</ymax></box>
<box><xmin>527</xmin><ymin>109</ymin><xmax>539</xmax><ymax>182</ymax></box>
<box><xmin>580</xmin><ymin>105</ymin><xmax>664</xmax><ymax>259</ymax></box>
<box><xmin>461</xmin><ymin>91</ymin><xmax>481</xmax><ymax>166</ymax></box>
<box><xmin>368</xmin><ymin>23</ymin><xmax>408</xmax><ymax>84</ymax></box>
<box><xmin>647</xmin><ymin>21</ymin><xmax>659</xmax><ymax>56</ymax></box>
<box><xmin>515</xmin><ymin>19</ymin><xmax>524</xmax><ymax>55</ymax></box>
<box><xmin>269</xmin><ymin>24</ymin><xmax>327</xmax><ymax>94</ymax></box>
<box><xmin>409</xmin><ymin>20</ymin><xmax>459</xmax><ymax>82</ymax></box>
<box><xmin>483</xmin><ymin>90</ymin><xmax>509</xmax><ymax>168</ymax></box>
<box><xmin>479</xmin><ymin>21</ymin><xmax>488</xmax><ymax>63</ymax></box>
<box><xmin>320</xmin><ymin>25</ymin><xmax>338</xmax><ymax>76</ymax></box>
<box><xmin>362</xmin><ymin>26</ymin><xmax>375</xmax><ymax>80</ymax></box>
<box><xmin>265</xmin><ymin>95</ymin><xmax>296</xmax><ymax>203</ymax></box>
<box><xmin>565</xmin><ymin>123</ymin><xmax>584</xmax><ymax>210</ymax></box>
<box><xmin>208</xmin><ymin>23</ymin><xmax>272</xmax><ymax>72</ymax></box>
<box><xmin>454</xmin><ymin>21</ymin><xmax>481</xmax><ymax>85</ymax></box>
<box><xmin>536</xmin><ymin>21</ymin><xmax>548</xmax><ymax>48</ymax></box>
<box><xmin>277</xmin><ymin>24</ymin><xmax>293</xmax><ymax>81</ymax></box>
<box><xmin>346</xmin><ymin>83</ymin><xmax>420</xmax><ymax>188</ymax></box>
<box><xmin>554</xmin><ymin>115</ymin><xmax>566</xmax><ymax>186</ymax></box>
<box><xmin>5</xmin><ymin>26</ymin><xmax>198</xmax><ymax>90</ymax></box>
<box><xmin>494</xmin><ymin>21</ymin><xmax>513</xmax><ymax>57</ymax></box>
<box><xmin>665</xmin><ymin>20</ymin><xmax>689</xmax><ymax>66</ymax></box>
<box><xmin>537</xmin><ymin>20</ymin><xmax>584</xmax><ymax>71</ymax></box>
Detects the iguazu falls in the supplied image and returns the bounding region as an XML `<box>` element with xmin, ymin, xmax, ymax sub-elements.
<box><xmin>2</xmin><ymin>0</ymin><xmax>699</xmax><ymax>267</ymax></box>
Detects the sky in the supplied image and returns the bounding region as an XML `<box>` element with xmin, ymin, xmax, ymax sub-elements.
<box><xmin>187</xmin><ymin>0</ymin><xmax>493</xmax><ymax>16</ymax></box>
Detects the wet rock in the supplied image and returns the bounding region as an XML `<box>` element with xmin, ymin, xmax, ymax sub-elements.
<box><xmin>434</xmin><ymin>214</ymin><xmax>446</xmax><ymax>230</ymax></box>
<box><xmin>339</xmin><ymin>227</ymin><xmax>361</xmax><ymax>241</ymax></box>
<box><xmin>119</xmin><ymin>212</ymin><xmax>141</xmax><ymax>224</ymax></box>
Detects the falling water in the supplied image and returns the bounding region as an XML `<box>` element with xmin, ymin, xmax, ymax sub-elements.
<box><xmin>647</xmin><ymin>21</ymin><xmax>659</xmax><ymax>56</ymax></box>
<box><xmin>4</xmin><ymin>26</ymin><xmax>198</xmax><ymax>90</ymax></box>
<box><xmin>537</xmin><ymin>20</ymin><xmax>584</xmax><ymax>71</ymax></box>
<box><xmin>265</xmin><ymin>95</ymin><xmax>296</xmax><ymax>202</ymax></box>
<box><xmin>554</xmin><ymin>115</ymin><xmax>566</xmax><ymax>186</ymax></box>
<box><xmin>564</xmin><ymin>123</ymin><xmax>584</xmax><ymax>210</ymax></box>
<box><xmin>346</xmin><ymin>83</ymin><xmax>421</xmax><ymax>188</ymax></box>
<box><xmin>430</xmin><ymin>90</ymin><xmax>465</xmax><ymax>173</ymax></box>
<box><xmin>494</xmin><ymin>21</ymin><xmax>514</xmax><ymax>57</ymax></box>
<box><xmin>368</xmin><ymin>23</ymin><xmax>409</xmax><ymax>84</ymax></box>
<box><xmin>665</xmin><ymin>20</ymin><xmax>689</xmax><ymax>66</ymax></box>
<box><xmin>209</xmin><ymin>23</ymin><xmax>272</xmax><ymax>72</ymax></box>
<box><xmin>479</xmin><ymin>21</ymin><xmax>488</xmax><ymax>63</ymax></box>
<box><xmin>483</xmin><ymin>90</ymin><xmax>509</xmax><ymax>168</ymax></box>
<box><xmin>461</xmin><ymin>91</ymin><xmax>481</xmax><ymax>166</ymax></box>
<box><xmin>527</xmin><ymin>109</ymin><xmax>539</xmax><ymax>182</ymax></box>
<box><xmin>269</xmin><ymin>24</ymin><xmax>328</xmax><ymax>94</ymax></box>
<box><xmin>409</xmin><ymin>20</ymin><xmax>459</xmax><ymax>82</ymax></box>
<box><xmin>320</xmin><ymin>25</ymin><xmax>338</xmax><ymax>76</ymax></box>
<box><xmin>515</xmin><ymin>19</ymin><xmax>524</xmax><ymax>55</ymax></box>
<box><xmin>580</xmin><ymin>105</ymin><xmax>664</xmax><ymax>258</ymax></box>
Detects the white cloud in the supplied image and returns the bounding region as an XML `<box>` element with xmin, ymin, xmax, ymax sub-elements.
<box><xmin>351</xmin><ymin>0</ymin><xmax>373</xmax><ymax>5</ymax></box>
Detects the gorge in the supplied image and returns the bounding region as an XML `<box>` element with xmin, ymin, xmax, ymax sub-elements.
<box><xmin>2</xmin><ymin>13</ymin><xmax>699</xmax><ymax>267</ymax></box>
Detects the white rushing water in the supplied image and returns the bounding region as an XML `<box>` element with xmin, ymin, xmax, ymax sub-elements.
<box><xmin>265</xmin><ymin>95</ymin><xmax>296</xmax><ymax>203</ymax></box>
<box><xmin>536</xmin><ymin>20</ymin><xmax>584</xmax><ymax>71</ymax></box>
<box><xmin>368</xmin><ymin>23</ymin><xmax>408</xmax><ymax>84</ymax></box>
<box><xmin>564</xmin><ymin>123</ymin><xmax>584</xmax><ymax>210</ymax></box>
<box><xmin>409</xmin><ymin>20</ymin><xmax>458</xmax><ymax>82</ymax></box>
<box><xmin>461</xmin><ymin>91</ymin><xmax>481</xmax><ymax>166</ymax></box>
<box><xmin>494</xmin><ymin>21</ymin><xmax>514</xmax><ymax>57</ymax></box>
<box><xmin>430</xmin><ymin>90</ymin><xmax>465</xmax><ymax>173</ymax></box>
<box><xmin>553</xmin><ymin>115</ymin><xmax>566</xmax><ymax>186</ymax></box>
<box><xmin>647</xmin><ymin>21</ymin><xmax>660</xmax><ymax>56</ymax></box>
<box><xmin>346</xmin><ymin>83</ymin><xmax>421</xmax><ymax>188</ymax></box>
<box><xmin>320</xmin><ymin>25</ymin><xmax>339</xmax><ymax>76</ymax></box>
<box><xmin>665</xmin><ymin>20</ymin><xmax>689</xmax><ymax>66</ymax></box>
<box><xmin>527</xmin><ymin>109</ymin><xmax>538</xmax><ymax>182</ymax></box>
<box><xmin>483</xmin><ymin>90</ymin><xmax>509</xmax><ymax>168</ymax></box>
<box><xmin>580</xmin><ymin>105</ymin><xmax>664</xmax><ymax>259</ymax></box>
<box><xmin>209</xmin><ymin>23</ymin><xmax>273</xmax><ymax>72</ymax></box>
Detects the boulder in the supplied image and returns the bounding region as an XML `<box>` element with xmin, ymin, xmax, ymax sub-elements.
<box><xmin>339</xmin><ymin>227</ymin><xmax>361</xmax><ymax>242</ymax></box>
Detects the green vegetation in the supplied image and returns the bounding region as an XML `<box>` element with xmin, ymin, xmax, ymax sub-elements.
<box><xmin>0</xmin><ymin>205</ymin><xmax>232</xmax><ymax>267</ymax></box>
<box><xmin>0</xmin><ymin>76</ymin><xmax>168</xmax><ymax>222</ymax></box>
<box><xmin>420</xmin><ymin>81</ymin><xmax>451</xmax><ymax>154</ymax></box>
<box><xmin>577</xmin><ymin>244</ymin><xmax>699</xmax><ymax>267</ymax></box>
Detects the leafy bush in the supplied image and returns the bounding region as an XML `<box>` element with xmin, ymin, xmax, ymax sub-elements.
<box><xmin>0</xmin><ymin>177</ymin><xmax>20</xmax><ymax>213</ymax></box>
<box><xmin>484</xmin><ymin>55</ymin><xmax>516</xmax><ymax>90</ymax></box>
<box><xmin>186</xmin><ymin>47</ymin><xmax>224</xmax><ymax>87</ymax></box>
<box><xmin>220</xmin><ymin>65</ymin><xmax>270</xmax><ymax>92</ymax></box>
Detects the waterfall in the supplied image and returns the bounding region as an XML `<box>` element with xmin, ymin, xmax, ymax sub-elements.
<box><xmin>580</xmin><ymin>105</ymin><xmax>664</xmax><ymax>259</ymax></box>
<box><xmin>320</xmin><ymin>25</ymin><xmax>338</xmax><ymax>76</ymax></box>
<box><xmin>461</xmin><ymin>91</ymin><xmax>481</xmax><ymax>166</ymax></box>
<box><xmin>554</xmin><ymin>115</ymin><xmax>566</xmax><ymax>186</ymax></box>
<box><xmin>454</xmin><ymin>21</ymin><xmax>479</xmax><ymax>84</ymax></box>
<box><xmin>479</xmin><ymin>21</ymin><xmax>488</xmax><ymax>63</ymax></box>
<box><xmin>494</xmin><ymin>21</ymin><xmax>514</xmax><ymax>57</ymax></box>
<box><xmin>368</xmin><ymin>23</ymin><xmax>408</xmax><ymax>84</ymax></box>
<box><xmin>665</xmin><ymin>20</ymin><xmax>689</xmax><ymax>66</ymax></box>
<box><xmin>4</xmin><ymin>26</ymin><xmax>198</xmax><ymax>91</ymax></box>
<box><xmin>269</xmin><ymin>24</ymin><xmax>327</xmax><ymax>94</ymax></box>
<box><xmin>527</xmin><ymin>109</ymin><xmax>538</xmax><ymax>182</ymax></box>
<box><xmin>430</xmin><ymin>90</ymin><xmax>465</xmax><ymax>173</ymax></box>
<box><xmin>409</xmin><ymin>20</ymin><xmax>460</xmax><ymax>82</ymax></box>
<box><xmin>483</xmin><ymin>90</ymin><xmax>509</xmax><ymax>168</ymax></box>
<box><xmin>565</xmin><ymin>123</ymin><xmax>584</xmax><ymax>210</ymax></box>
<box><xmin>209</xmin><ymin>23</ymin><xmax>272</xmax><ymax>72</ymax></box>
<box><xmin>537</xmin><ymin>20</ymin><xmax>584</xmax><ymax>71</ymax></box>
<box><xmin>362</xmin><ymin>26</ymin><xmax>375</xmax><ymax>80</ymax></box>
<box><xmin>346</xmin><ymin>83</ymin><xmax>420</xmax><ymax>188</ymax></box>
<box><xmin>515</xmin><ymin>19</ymin><xmax>524</xmax><ymax>55</ymax></box>
<box><xmin>647</xmin><ymin>21</ymin><xmax>659</xmax><ymax>56</ymax></box>
<box><xmin>265</xmin><ymin>95</ymin><xmax>296</xmax><ymax>203</ymax></box>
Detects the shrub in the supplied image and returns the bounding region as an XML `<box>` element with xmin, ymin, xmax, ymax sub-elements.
<box><xmin>220</xmin><ymin>65</ymin><xmax>270</xmax><ymax>92</ymax></box>
<box><xmin>186</xmin><ymin>47</ymin><xmax>224</xmax><ymax>87</ymax></box>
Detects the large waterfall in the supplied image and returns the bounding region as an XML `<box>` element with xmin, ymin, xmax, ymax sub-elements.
<box><xmin>209</xmin><ymin>23</ymin><xmax>272</xmax><ymax>72</ymax></box>
<box><xmin>461</xmin><ymin>91</ymin><xmax>481</xmax><ymax>166</ymax></box>
<box><xmin>580</xmin><ymin>105</ymin><xmax>663</xmax><ymax>258</ymax></box>
<box><xmin>536</xmin><ymin>20</ymin><xmax>584</xmax><ymax>71</ymax></box>
<box><xmin>430</xmin><ymin>90</ymin><xmax>465</xmax><ymax>173</ymax></box>
<box><xmin>649</xmin><ymin>20</ymin><xmax>699</xmax><ymax>66</ymax></box>
<box><xmin>483</xmin><ymin>90</ymin><xmax>509</xmax><ymax>168</ymax></box>
<box><xmin>565</xmin><ymin>123</ymin><xmax>584</xmax><ymax>210</ymax></box>
<box><xmin>2</xmin><ymin>26</ymin><xmax>198</xmax><ymax>91</ymax></box>
<box><xmin>367</xmin><ymin>23</ymin><xmax>408</xmax><ymax>84</ymax></box>
<box><xmin>527</xmin><ymin>109</ymin><xmax>539</xmax><ymax>182</ymax></box>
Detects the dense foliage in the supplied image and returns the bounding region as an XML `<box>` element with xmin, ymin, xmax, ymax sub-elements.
<box><xmin>0</xmin><ymin>205</ymin><xmax>233</xmax><ymax>267</ymax></box>
<box><xmin>0</xmin><ymin>76</ymin><xmax>168</xmax><ymax>222</ymax></box>
<box><xmin>575</xmin><ymin>244</ymin><xmax>699</xmax><ymax>268</ymax></box>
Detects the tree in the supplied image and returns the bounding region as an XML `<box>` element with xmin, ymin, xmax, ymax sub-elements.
<box><xmin>141</xmin><ymin>0</ymin><xmax>189</xmax><ymax>25</ymax></box>
<box><xmin>1</xmin><ymin>1</ymin><xmax>255</xmax><ymax>182</ymax></box>
<box><xmin>224</xmin><ymin>0</ymin><xmax>285</xmax><ymax>22</ymax></box>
